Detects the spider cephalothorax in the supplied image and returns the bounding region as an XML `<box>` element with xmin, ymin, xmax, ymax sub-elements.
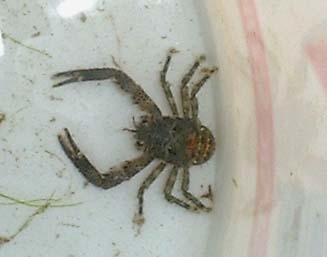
<box><xmin>133</xmin><ymin>116</ymin><xmax>215</xmax><ymax>167</ymax></box>
<box><xmin>52</xmin><ymin>49</ymin><xmax>217</xmax><ymax>222</ymax></box>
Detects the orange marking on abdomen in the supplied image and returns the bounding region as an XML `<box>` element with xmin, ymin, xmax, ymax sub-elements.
<box><xmin>186</xmin><ymin>133</ymin><xmax>198</xmax><ymax>154</ymax></box>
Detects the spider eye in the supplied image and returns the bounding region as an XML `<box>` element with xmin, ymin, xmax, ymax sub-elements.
<box><xmin>167</xmin><ymin>147</ymin><xmax>175</xmax><ymax>155</ymax></box>
<box><xmin>136</xmin><ymin>141</ymin><xmax>144</xmax><ymax>146</ymax></box>
<box><xmin>135</xmin><ymin>140</ymin><xmax>144</xmax><ymax>149</ymax></box>
<box><xmin>140</xmin><ymin>115</ymin><xmax>150</xmax><ymax>123</ymax></box>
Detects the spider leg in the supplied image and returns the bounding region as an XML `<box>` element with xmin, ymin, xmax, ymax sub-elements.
<box><xmin>164</xmin><ymin>166</ymin><xmax>197</xmax><ymax>211</ymax></box>
<box><xmin>190</xmin><ymin>67</ymin><xmax>218</xmax><ymax>119</ymax></box>
<box><xmin>180</xmin><ymin>55</ymin><xmax>205</xmax><ymax>118</ymax></box>
<box><xmin>52</xmin><ymin>68</ymin><xmax>162</xmax><ymax>118</ymax></box>
<box><xmin>137</xmin><ymin>162</ymin><xmax>166</xmax><ymax>216</ymax></box>
<box><xmin>58</xmin><ymin>128</ymin><xmax>153</xmax><ymax>189</ymax></box>
<box><xmin>181</xmin><ymin>168</ymin><xmax>212</xmax><ymax>212</ymax></box>
<box><xmin>160</xmin><ymin>48</ymin><xmax>179</xmax><ymax>116</ymax></box>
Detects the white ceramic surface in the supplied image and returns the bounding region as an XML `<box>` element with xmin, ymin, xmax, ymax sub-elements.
<box><xmin>2</xmin><ymin>1</ymin><xmax>327</xmax><ymax>257</ymax></box>
<box><xmin>0</xmin><ymin>1</ymin><xmax>218</xmax><ymax>257</ymax></box>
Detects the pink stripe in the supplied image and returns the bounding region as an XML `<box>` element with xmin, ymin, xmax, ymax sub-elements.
<box><xmin>238</xmin><ymin>1</ymin><xmax>275</xmax><ymax>257</ymax></box>
<box><xmin>306</xmin><ymin>40</ymin><xmax>327</xmax><ymax>94</ymax></box>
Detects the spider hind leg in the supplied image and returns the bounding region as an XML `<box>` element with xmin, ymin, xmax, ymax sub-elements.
<box><xmin>164</xmin><ymin>166</ymin><xmax>198</xmax><ymax>211</ymax></box>
<box><xmin>137</xmin><ymin>162</ymin><xmax>166</xmax><ymax>216</ymax></box>
<box><xmin>181</xmin><ymin>168</ymin><xmax>212</xmax><ymax>212</ymax></box>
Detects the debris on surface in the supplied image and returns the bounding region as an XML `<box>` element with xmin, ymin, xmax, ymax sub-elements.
<box><xmin>49</xmin><ymin>95</ymin><xmax>63</xmax><ymax>101</ymax></box>
<box><xmin>133</xmin><ymin>213</ymin><xmax>145</xmax><ymax>226</ymax></box>
<box><xmin>80</xmin><ymin>12</ymin><xmax>87</xmax><ymax>22</ymax></box>
<box><xmin>201</xmin><ymin>185</ymin><xmax>213</xmax><ymax>201</ymax></box>
<box><xmin>111</xmin><ymin>55</ymin><xmax>120</xmax><ymax>68</ymax></box>
<box><xmin>31</xmin><ymin>31</ymin><xmax>41</xmax><ymax>38</ymax></box>
<box><xmin>0</xmin><ymin>113</ymin><xmax>5</xmax><ymax>124</ymax></box>
<box><xmin>232</xmin><ymin>178</ymin><xmax>238</xmax><ymax>188</ymax></box>
<box><xmin>133</xmin><ymin>213</ymin><xmax>145</xmax><ymax>236</ymax></box>
<box><xmin>113</xmin><ymin>249</ymin><xmax>121</xmax><ymax>257</ymax></box>
<box><xmin>0</xmin><ymin>236</ymin><xmax>10</xmax><ymax>245</ymax></box>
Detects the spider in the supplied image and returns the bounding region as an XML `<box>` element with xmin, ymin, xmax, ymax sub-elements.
<box><xmin>52</xmin><ymin>49</ymin><xmax>217</xmax><ymax>222</ymax></box>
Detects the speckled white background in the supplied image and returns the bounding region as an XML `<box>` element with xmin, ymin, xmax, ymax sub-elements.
<box><xmin>0</xmin><ymin>1</ymin><xmax>220</xmax><ymax>257</ymax></box>
<box><xmin>5</xmin><ymin>1</ymin><xmax>327</xmax><ymax>257</ymax></box>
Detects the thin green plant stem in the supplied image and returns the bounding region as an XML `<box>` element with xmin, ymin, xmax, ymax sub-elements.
<box><xmin>0</xmin><ymin>192</ymin><xmax>82</xmax><ymax>208</ymax></box>
<box><xmin>2</xmin><ymin>32</ymin><xmax>52</xmax><ymax>58</ymax></box>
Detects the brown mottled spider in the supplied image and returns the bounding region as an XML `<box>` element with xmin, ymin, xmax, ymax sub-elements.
<box><xmin>52</xmin><ymin>49</ymin><xmax>217</xmax><ymax>221</ymax></box>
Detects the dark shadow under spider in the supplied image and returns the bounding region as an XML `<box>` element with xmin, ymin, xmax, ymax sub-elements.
<box><xmin>52</xmin><ymin>49</ymin><xmax>217</xmax><ymax>222</ymax></box>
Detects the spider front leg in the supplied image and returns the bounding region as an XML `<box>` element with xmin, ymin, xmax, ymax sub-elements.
<box><xmin>58</xmin><ymin>128</ymin><xmax>153</xmax><ymax>189</ymax></box>
<box><xmin>190</xmin><ymin>67</ymin><xmax>218</xmax><ymax>119</ymax></box>
<box><xmin>52</xmin><ymin>68</ymin><xmax>162</xmax><ymax>118</ymax></box>
<box><xmin>181</xmin><ymin>168</ymin><xmax>212</xmax><ymax>212</ymax></box>
<box><xmin>160</xmin><ymin>48</ymin><xmax>179</xmax><ymax>116</ymax></box>
<box><xmin>164</xmin><ymin>166</ymin><xmax>197</xmax><ymax>211</ymax></box>
<box><xmin>180</xmin><ymin>55</ymin><xmax>206</xmax><ymax>117</ymax></box>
